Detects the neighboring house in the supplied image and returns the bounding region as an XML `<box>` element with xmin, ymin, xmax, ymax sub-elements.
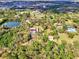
<box><xmin>54</xmin><ymin>22</ymin><xmax>63</xmax><ymax>30</ymax></box>
<box><xmin>14</xmin><ymin>15</ymin><xmax>20</xmax><ymax>18</ymax></box>
<box><xmin>48</xmin><ymin>35</ymin><xmax>54</xmax><ymax>41</ymax></box>
<box><xmin>30</xmin><ymin>27</ymin><xmax>37</xmax><ymax>39</ymax></box>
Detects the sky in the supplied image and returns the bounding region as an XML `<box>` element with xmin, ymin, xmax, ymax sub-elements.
<box><xmin>0</xmin><ymin>0</ymin><xmax>79</xmax><ymax>2</ymax></box>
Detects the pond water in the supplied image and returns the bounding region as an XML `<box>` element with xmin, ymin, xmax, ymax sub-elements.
<box><xmin>2</xmin><ymin>21</ymin><xmax>20</xmax><ymax>28</ymax></box>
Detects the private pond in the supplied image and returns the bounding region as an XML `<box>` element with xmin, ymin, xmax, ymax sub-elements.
<box><xmin>2</xmin><ymin>21</ymin><xmax>20</xmax><ymax>28</ymax></box>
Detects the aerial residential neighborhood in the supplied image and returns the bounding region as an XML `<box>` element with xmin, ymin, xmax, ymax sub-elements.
<box><xmin>0</xmin><ymin>0</ymin><xmax>79</xmax><ymax>59</ymax></box>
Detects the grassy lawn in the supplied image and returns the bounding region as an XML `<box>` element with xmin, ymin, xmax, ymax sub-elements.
<box><xmin>58</xmin><ymin>33</ymin><xmax>79</xmax><ymax>44</ymax></box>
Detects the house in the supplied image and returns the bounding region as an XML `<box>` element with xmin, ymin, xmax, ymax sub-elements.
<box><xmin>26</xmin><ymin>19</ymin><xmax>31</xmax><ymax>24</ymax></box>
<box><xmin>14</xmin><ymin>15</ymin><xmax>20</xmax><ymax>18</ymax></box>
<box><xmin>30</xmin><ymin>28</ymin><xmax>37</xmax><ymax>39</ymax></box>
<box><xmin>54</xmin><ymin>23</ymin><xmax>63</xmax><ymax>30</ymax></box>
<box><xmin>33</xmin><ymin>25</ymin><xmax>44</xmax><ymax>33</ymax></box>
<box><xmin>48</xmin><ymin>35</ymin><xmax>54</xmax><ymax>41</ymax></box>
<box><xmin>57</xmin><ymin>23</ymin><xmax>63</xmax><ymax>29</ymax></box>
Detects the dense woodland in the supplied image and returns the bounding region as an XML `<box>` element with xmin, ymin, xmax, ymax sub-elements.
<box><xmin>0</xmin><ymin>9</ymin><xmax>79</xmax><ymax>59</ymax></box>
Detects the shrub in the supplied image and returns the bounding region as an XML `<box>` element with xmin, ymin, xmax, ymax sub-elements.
<box><xmin>68</xmin><ymin>33</ymin><xmax>75</xmax><ymax>38</ymax></box>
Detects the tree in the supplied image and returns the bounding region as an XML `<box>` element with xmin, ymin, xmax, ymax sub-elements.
<box><xmin>68</xmin><ymin>33</ymin><xmax>75</xmax><ymax>38</ymax></box>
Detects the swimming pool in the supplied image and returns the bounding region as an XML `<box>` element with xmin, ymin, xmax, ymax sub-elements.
<box><xmin>2</xmin><ymin>21</ymin><xmax>20</xmax><ymax>28</ymax></box>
